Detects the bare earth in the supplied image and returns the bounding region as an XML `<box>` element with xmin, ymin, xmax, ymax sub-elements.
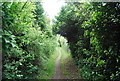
<box><xmin>53</xmin><ymin>50</ymin><xmax>81</xmax><ymax>79</ymax></box>
<box><xmin>53</xmin><ymin>51</ymin><xmax>62</xmax><ymax>79</ymax></box>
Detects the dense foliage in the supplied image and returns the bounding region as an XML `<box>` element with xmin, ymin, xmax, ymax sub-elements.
<box><xmin>2</xmin><ymin>2</ymin><xmax>56</xmax><ymax>79</ymax></box>
<box><xmin>53</xmin><ymin>2</ymin><xmax>120</xmax><ymax>81</ymax></box>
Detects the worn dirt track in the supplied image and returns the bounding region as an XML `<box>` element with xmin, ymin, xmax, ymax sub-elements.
<box><xmin>53</xmin><ymin>50</ymin><xmax>62</xmax><ymax>79</ymax></box>
<box><xmin>53</xmin><ymin>49</ymin><xmax>81</xmax><ymax>79</ymax></box>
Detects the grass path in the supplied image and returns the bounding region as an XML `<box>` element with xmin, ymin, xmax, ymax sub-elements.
<box><xmin>60</xmin><ymin>47</ymin><xmax>81</xmax><ymax>79</ymax></box>
<box><xmin>53</xmin><ymin>46</ymin><xmax>81</xmax><ymax>79</ymax></box>
<box><xmin>60</xmin><ymin>56</ymin><xmax>81</xmax><ymax>79</ymax></box>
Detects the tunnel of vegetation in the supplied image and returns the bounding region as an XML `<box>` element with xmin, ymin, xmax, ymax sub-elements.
<box><xmin>53</xmin><ymin>2</ymin><xmax>120</xmax><ymax>81</ymax></box>
<box><xmin>1</xmin><ymin>2</ymin><xmax>120</xmax><ymax>80</ymax></box>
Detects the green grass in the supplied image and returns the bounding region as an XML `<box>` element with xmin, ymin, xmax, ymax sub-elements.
<box><xmin>60</xmin><ymin>45</ymin><xmax>71</xmax><ymax>61</ymax></box>
<box><xmin>37</xmin><ymin>47</ymin><xmax>60</xmax><ymax>79</ymax></box>
<box><xmin>60</xmin><ymin>44</ymin><xmax>81</xmax><ymax>79</ymax></box>
<box><xmin>63</xmin><ymin>71</ymin><xmax>69</xmax><ymax>76</ymax></box>
<box><xmin>41</xmin><ymin>44</ymin><xmax>71</xmax><ymax>79</ymax></box>
<box><xmin>60</xmin><ymin>44</ymin><xmax>71</xmax><ymax>76</ymax></box>
<box><xmin>37</xmin><ymin>36</ymin><xmax>71</xmax><ymax>79</ymax></box>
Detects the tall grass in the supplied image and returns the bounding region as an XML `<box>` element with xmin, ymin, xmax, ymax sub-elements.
<box><xmin>37</xmin><ymin>47</ymin><xmax>60</xmax><ymax>79</ymax></box>
<box><xmin>60</xmin><ymin>45</ymin><xmax>71</xmax><ymax>61</ymax></box>
<box><xmin>37</xmin><ymin>35</ymin><xmax>71</xmax><ymax>79</ymax></box>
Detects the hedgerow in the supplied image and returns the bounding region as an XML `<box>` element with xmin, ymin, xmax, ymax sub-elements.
<box><xmin>2</xmin><ymin>2</ymin><xmax>57</xmax><ymax>79</ymax></box>
<box><xmin>53</xmin><ymin>2</ymin><xmax>120</xmax><ymax>81</ymax></box>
